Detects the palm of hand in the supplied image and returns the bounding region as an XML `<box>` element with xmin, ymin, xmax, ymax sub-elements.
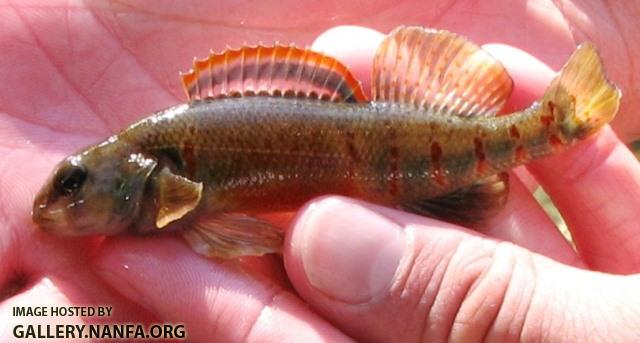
<box><xmin>1</xmin><ymin>1</ymin><xmax>638</xmax><ymax>341</ymax></box>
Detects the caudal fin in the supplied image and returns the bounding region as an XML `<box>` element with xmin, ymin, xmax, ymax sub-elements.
<box><xmin>542</xmin><ymin>43</ymin><xmax>621</xmax><ymax>139</ymax></box>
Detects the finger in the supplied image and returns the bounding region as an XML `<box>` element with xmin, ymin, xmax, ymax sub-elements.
<box><xmin>481</xmin><ymin>172</ymin><xmax>581</xmax><ymax>267</ymax></box>
<box><xmin>94</xmin><ymin>237</ymin><xmax>352</xmax><ymax>342</ymax></box>
<box><xmin>493</xmin><ymin>43</ymin><xmax>640</xmax><ymax>273</ymax></box>
<box><xmin>529</xmin><ymin>128</ymin><xmax>640</xmax><ymax>273</ymax></box>
<box><xmin>0</xmin><ymin>232</ymin><xmax>154</xmax><ymax>340</ymax></box>
<box><xmin>312</xmin><ymin>25</ymin><xmax>384</xmax><ymax>97</ymax></box>
<box><xmin>481</xmin><ymin>43</ymin><xmax>555</xmax><ymax>113</ymax></box>
<box><xmin>312</xmin><ymin>26</ymin><xmax>578</xmax><ymax>263</ymax></box>
<box><xmin>477</xmin><ymin>44</ymin><xmax>580</xmax><ymax>265</ymax></box>
<box><xmin>0</xmin><ymin>277</ymin><xmax>153</xmax><ymax>341</ymax></box>
<box><xmin>284</xmin><ymin>196</ymin><xmax>640</xmax><ymax>342</ymax></box>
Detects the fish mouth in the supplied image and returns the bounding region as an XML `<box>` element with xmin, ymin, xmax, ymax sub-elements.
<box><xmin>31</xmin><ymin>199</ymin><xmax>71</xmax><ymax>235</ymax></box>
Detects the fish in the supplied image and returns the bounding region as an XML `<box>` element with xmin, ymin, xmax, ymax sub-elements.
<box><xmin>32</xmin><ymin>26</ymin><xmax>621</xmax><ymax>258</ymax></box>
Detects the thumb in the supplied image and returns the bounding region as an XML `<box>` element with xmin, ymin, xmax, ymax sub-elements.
<box><xmin>284</xmin><ymin>197</ymin><xmax>639</xmax><ymax>342</ymax></box>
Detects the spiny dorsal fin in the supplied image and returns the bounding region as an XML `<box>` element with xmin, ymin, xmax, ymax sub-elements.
<box><xmin>373</xmin><ymin>26</ymin><xmax>513</xmax><ymax>116</ymax></box>
<box><xmin>181</xmin><ymin>44</ymin><xmax>367</xmax><ymax>103</ymax></box>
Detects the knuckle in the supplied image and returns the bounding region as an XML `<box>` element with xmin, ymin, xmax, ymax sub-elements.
<box><xmin>389</xmin><ymin>231</ymin><xmax>535</xmax><ymax>342</ymax></box>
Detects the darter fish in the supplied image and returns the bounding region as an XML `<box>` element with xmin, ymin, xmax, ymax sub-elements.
<box><xmin>32</xmin><ymin>26</ymin><xmax>621</xmax><ymax>258</ymax></box>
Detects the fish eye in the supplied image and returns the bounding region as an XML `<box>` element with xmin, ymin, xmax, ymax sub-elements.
<box><xmin>55</xmin><ymin>164</ymin><xmax>88</xmax><ymax>195</ymax></box>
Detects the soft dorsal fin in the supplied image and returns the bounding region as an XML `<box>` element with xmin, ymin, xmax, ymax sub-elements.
<box><xmin>181</xmin><ymin>44</ymin><xmax>367</xmax><ymax>103</ymax></box>
<box><xmin>372</xmin><ymin>26</ymin><xmax>513</xmax><ymax>116</ymax></box>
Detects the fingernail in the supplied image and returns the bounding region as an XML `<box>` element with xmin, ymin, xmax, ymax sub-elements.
<box><xmin>297</xmin><ymin>198</ymin><xmax>406</xmax><ymax>303</ymax></box>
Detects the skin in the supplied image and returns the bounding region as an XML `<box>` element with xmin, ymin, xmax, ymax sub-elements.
<box><xmin>1</xmin><ymin>0</ymin><xmax>640</xmax><ymax>341</ymax></box>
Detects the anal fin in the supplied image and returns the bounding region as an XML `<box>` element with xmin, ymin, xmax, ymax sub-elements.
<box><xmin>401</xmin><ymin>173</ymin><xmax>509</xmax><ymax>225</ymax></box>
<box><xmin>183</xmin><ymin>213</ymin><xmax>284</xmax><ymax>259</ymax></box>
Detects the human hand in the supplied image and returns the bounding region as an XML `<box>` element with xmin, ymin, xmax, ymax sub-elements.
<box><xmin>2</xmin><ymin>1</ymin><xmax>640</xmax><ymax>342</ymax></box>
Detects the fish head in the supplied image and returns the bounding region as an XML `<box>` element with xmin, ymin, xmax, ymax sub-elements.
<box><xmin>32</xmin><ymin>138</ymin><xmax>158</xmax><ymax>236</ymax></box>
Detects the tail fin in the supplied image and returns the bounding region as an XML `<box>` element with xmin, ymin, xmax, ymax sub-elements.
<box><xmin>542</xmin><ymin>43</ymin><xmax>621</xmax><ymax>139</ymax></box>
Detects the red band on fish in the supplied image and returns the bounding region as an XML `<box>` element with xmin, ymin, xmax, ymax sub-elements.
<box><xmin>515</xmin><ymin>145</ymin><xmax>527</xmax><ymax>162</ymax></box>
<box><xmin>430</xmin><ymin>141</ymin><xmax>446</xmax><ymax>185</ymax></box>
<box><xmin>474</xmin><ymin>137</ymin><xmax>487</xmax><ymax>174</ymax></box>
<box><xmin>509</xmin><ymin>125</ymin><xmax>521</xmax><ymax>139</ymax></box>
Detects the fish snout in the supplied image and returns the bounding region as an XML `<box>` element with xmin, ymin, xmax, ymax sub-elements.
<box><xmin>31</xmin><ymin>193</ymin><xmax>69</xmax><ymax>234</ymax></box>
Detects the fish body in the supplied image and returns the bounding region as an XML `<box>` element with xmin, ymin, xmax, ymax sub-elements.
<box><xmin>121</xmin><ymin>97</ymin><xmax>555</xmax><ymax>216</ymax></box>
<box><xmin>32</xmin><ymin>26</ymin><xmax>621</xmax><ymax>258</ymax></box>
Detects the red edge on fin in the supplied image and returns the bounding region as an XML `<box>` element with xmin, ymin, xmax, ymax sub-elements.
<box><xmin>181</xmin><ymin>44</ymin><xmax>367</xmax><ymax>103</ymax></box>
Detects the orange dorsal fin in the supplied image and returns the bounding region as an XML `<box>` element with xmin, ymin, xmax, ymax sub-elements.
<box><xmin>372</xmin><ymin>26</ymin><xmax>513</xmax><ymax>116</ymax></box>
<box><xmin>181</xmin><ymin>44</ymin><xmax>367</xmax><ymax>103</ymax></box>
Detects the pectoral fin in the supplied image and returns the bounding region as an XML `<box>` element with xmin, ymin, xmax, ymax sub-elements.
<box><xmin>401</xmin><ymin>173</ymin><xmax>509</xmax><ymax>225</ymax></box>
<box><xmin>182</xmin><ymin>213</ymin><xmax>284</xmax><ymax>259</ymax></box>
<box><xmin>155</xmin><ymin>167</ymin><xmax>203</xmax><ymax>229</ymax></box>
